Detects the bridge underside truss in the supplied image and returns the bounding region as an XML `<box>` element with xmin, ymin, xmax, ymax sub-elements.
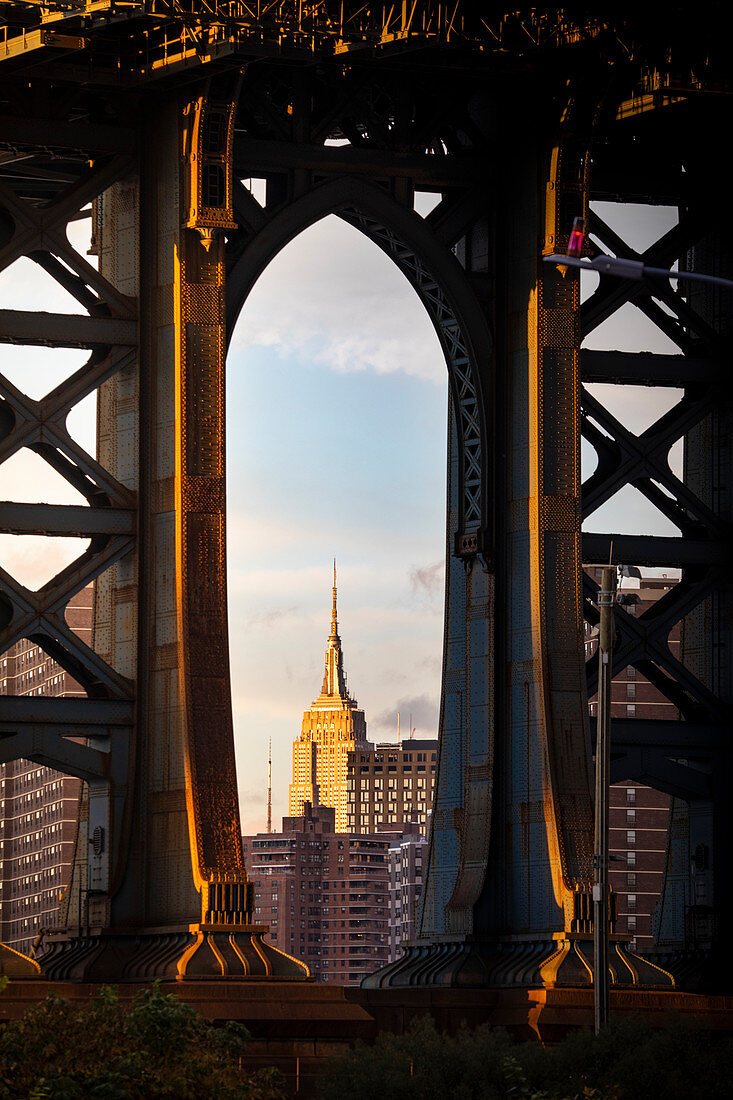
<box><xmin>0</xmin><ymin>7</ymin><xmax>730</xmax><ymax>988</ymax></box>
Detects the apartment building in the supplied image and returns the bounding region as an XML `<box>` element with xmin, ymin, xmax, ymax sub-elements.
<box><xmin>0</xmin><ymin>587</ymin><xmax>91</xmax><ymax>955</ymax></box>
<box><xmin>585</xmin><ymin>567</ymin><xmax>678</xmax><ymax>950</ymax></box>
<box><xmin>387</xmin><ymin>830</ymin><xmax>427</xmax><ymax>962</ymax></box>
<box><xmin>242</xmin><ymin>802</ymin><xmax>391</xmax><ymax>985</ymax></box>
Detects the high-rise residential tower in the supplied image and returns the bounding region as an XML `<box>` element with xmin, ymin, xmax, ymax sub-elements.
<box><xmin>243</xmin><ymin>802</ymin><xmax>391</xmax><ymax>985</ymax></box>
<box><xmin>289</xmin><ymin>566</ymin><xmax>369</xmax><ymax>831</ymax></box>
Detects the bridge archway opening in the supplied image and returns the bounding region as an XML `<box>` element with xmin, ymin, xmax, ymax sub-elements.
<box><xmin>226</xmin><ymin>210</ymin><xmax>451</xmax><ymax>833</ymax></box>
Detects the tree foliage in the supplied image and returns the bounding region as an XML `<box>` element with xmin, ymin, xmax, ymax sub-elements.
<box><xmin>319</xmin><ymin>1013</ymin><xmax>733</xmax><ymax>1100</ymax></box>
<box><xmin>0</xmin><ymin>983</ymin><xmax>285</xmax><ymax>1100</ymax></box>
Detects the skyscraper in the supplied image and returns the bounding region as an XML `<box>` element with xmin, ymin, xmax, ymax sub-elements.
<box><xmin>289</xmin><ymin>566</ymin><xmax>369</xmax><ymax>831</ymax></box>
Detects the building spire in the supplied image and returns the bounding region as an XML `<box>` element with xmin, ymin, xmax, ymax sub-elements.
<box><xmin>321</xmin><ymin>561</ymin><xmax>349</xmax><ymax>699</ymax></box>
<box><xmin>267</xmin><ymin>736</ymin><xmax>272</xmax><ymax>834</ymax></box>
<box><xmin>330</xmin><ymin>558</ymin><xmax>338</xmax><ymax>639</ymax></box>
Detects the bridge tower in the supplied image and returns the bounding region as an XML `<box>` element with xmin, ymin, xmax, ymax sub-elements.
<box><xmin>0</xmin><ymin>6</ymin><xmax>730</xmax><ymax>990</ymax></box>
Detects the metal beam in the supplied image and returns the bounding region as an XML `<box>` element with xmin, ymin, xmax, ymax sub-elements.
<box><xmin>582</xmin><ymin>532</ymin><xmax>729</xmax><ymax>568</ymax></box>
<box><xmin>0</xmin><ymin>728</ymin><xmax>111</xmax><ymax>781</ymax></box>
<box><xmin>0</xmin><ymin>309</ymin><xmax>137</xmax><ymax>348</ymax></box>
<box><xmin>0</xmin><ymin>696</ymin><xmax>133</xmax><ymax>727</ymax></box>
<box><xmin>0</xmin><ymin>116</ymin><xmax>135</xmax><ymax>155</ymax></box>
<box><xmin>597</xmin><ymin>717</ymin><xmax>728</xmax><ymax>754</ymax></box>
<box><xmin>581</xmin><ymin>349</ymin><xmax>718</xmax><ymax>386</ymax></box>
<box><xmin>0</xmin><ymin>501</ymin><xmax>135</xmax><ymax>537</ymax></box>
<box><xmin>609</xmin><ymin>748</ymin><xmax>712</xmax><ymax>800</ymax></box>
<box><xmin>234</xmin><ymin>135</ymin><xmax>490</xmax><ymax>188</ymax></box>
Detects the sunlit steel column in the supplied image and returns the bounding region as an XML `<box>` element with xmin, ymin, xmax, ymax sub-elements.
<box><xmin>39</xmin><ymin>86</ymin><xmax>308</xmax><ymax>980</ymax></box>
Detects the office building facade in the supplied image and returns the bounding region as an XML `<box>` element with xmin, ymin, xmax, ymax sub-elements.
<box><xmin>346</xmin><ymin>739</ymin><xmax>437</xmax><ymax>835</ymax></box>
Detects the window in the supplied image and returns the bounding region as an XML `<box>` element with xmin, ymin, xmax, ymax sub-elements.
<box><xmin>626</xmin><ymin>830</ymin><xmax>636</xmax><ymax>845</ymax></box>
<box><xmin>627</xmin><ymin>894</ymin><xmax>637</xmax><ymax>911</ymax></box>
<box><xmin>626</xmin><ymin>787</ymin><xmax>636</xmax><ymax>804</ymax></box>
<box><xmin>626</xmin><ymin>704</ymin><xmax>636</xmax><ymax>718</ymax></box>
<box><xmin>626</xmin><ymin>666</ymin><xmax>636</xmax><ymax>681</ymax></box>
<box><xmin>627</xmin><ymin>872</ymin><xmax>637</xmax><ymax>888</ymax></box>
<box><xmin>627</xmin><ymin>916</ymin><xmax>637</xmax><ymax>930</ymax></box>
<box><xmin>626</xmin><ymin>683</ymin><xmax>636</xmax><ymax>701</ymax></box>
<box><xmin>627</xmin><ymin>851</ymin><xmax>636</xmax><ymax>867</ymax></box>
<box><xmin>627</xmin><ymin>809</ymin><xmax>636</xmax><ymax>825</ymax></box>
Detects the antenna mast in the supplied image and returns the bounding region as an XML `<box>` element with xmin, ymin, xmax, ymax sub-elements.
<box><xmin>267</xmin><ymin>737</ymin><xmax>272</xmax><ymax>834</ymax></box>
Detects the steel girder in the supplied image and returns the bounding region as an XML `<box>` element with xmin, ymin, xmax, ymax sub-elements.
<box><xmin>0</xmin><ymin>75</ymin><xmax>309</xmax><ymax>980</ymax></box>
<box><xmin>580</xmin><ymin>94</ymin><xmax>733</xmax><ymax>981</ymax></box>
<box><xmin>581</xmin><ymin>136</ymin><xmax>732</xmax><ymax>755</ymax></box>
<box><xmin>0</xmin><ymin>131</ymin><xmax>138</xmax><ymax>908</ymax></box>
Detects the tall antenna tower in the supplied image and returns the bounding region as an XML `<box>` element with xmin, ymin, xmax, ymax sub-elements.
<box><xmin>267</xmin><ymin>737</ymin><xmax>272</xmax><ymax>834</ymax></box>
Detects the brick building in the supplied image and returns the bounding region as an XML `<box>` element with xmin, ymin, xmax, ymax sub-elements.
<box><xmin>0</xmin><ymin>587</ymin><xmax>92</xmax><ymax>954</ymax></box>
<box><xmin>242</xmin><ymin>802</ymin><xmax>391</xmax><ymax>985</ymax></box>
<box><xmin>346</xmin><ymin>739</ymin><xmax>437</xmax><ymax>835</ymax></box>
<box><xmin>585</xmin><ymin>567</ymin><xmax>679</xmax><ymax>950</ymax></box>
<box><xmin>609</xmin><ymin>782</ymin><xmax>671</xmax><ymax>951</ymax></box>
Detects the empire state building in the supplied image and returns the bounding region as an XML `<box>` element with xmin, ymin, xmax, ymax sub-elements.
<box><xmin>289</xmin><ymin>566</ymin><xmax>369</xmax><ymax>831</ymax></box>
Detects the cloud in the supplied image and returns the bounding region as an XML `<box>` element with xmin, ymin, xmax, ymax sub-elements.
<box><xmin>409</xmin><ymin>560</ymin><xmax>444</xmax><ymax>600</ymax></box>
<box><xmin>231</xmin><ymin>215</ymin><xmax>446</xmax><ymax>384</ymax></box>
<box><xmin>0</xmin><ymin>451</ymin><xmax>95</xmax><ymax>591</ymax></box>
<box><xmin>239</xmin><ymin>787</ymin><xmax>266</xmax><ymax>807</ymax></box>
<box><xmin>0</xmin><ymin>534</ymin><xmax>90</xmax><ymax>592</ymax></box>
<box><xmin>372</xmin><ymin>693</ymin><xmax>439</xmax><ymax>738</ymax></box>
<box><xmin>244</xmin><ymin>604</ymin><xmax>300</xmax><ymax>629</ymax></box>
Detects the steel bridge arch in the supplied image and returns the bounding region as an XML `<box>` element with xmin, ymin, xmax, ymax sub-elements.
<box><xmin>225</xmin><ymin>174</ymin><xmax>493</xmax><ymax>552</ymax></box>
<box><xmin>224</xmin><ymin>172</ymin><xmax>498</xmax><ymax>950</ymax></box>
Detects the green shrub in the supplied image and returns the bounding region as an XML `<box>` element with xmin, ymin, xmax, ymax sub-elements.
<box><xmin>0</xmin><ymin>983</ymin><xmax>284</xmax><ymax>1100</ymax></box>
<box><xmin>319</xmin><ymin>1015</ymin><xmax>514</xmax><ymax>1100</ymax></box>
<box><xmin>319</xmin><ymin>1013</ymin><xmax>733</xmax><ymax>1100</ymax></box>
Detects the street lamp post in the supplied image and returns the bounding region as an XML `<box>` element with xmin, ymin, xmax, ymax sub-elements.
<box><xmin>544</xmin><ymin>218</ymin><xmax>733</xmax><ymax>290</ymax></box>
<box><xmin>594</xmin><ymin>566</ymin><xmax>616</xmax><ymax>1034</ymax></box>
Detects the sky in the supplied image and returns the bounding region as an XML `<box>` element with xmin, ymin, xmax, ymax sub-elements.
<box><xmin>0</xmin><ymin>195</ymin><xmax>685</xmax><ymax>835</ymax></box>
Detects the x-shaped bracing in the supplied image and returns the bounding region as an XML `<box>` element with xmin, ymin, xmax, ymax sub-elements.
<box><xmin>581</xmin><ymin>205</ymin><xmax>730</xmax><ymax>755</ymax></box>
<box><xmin>0</xmin><ymin>150</ymin><xmax>136</xmax><ymax>776</ymax></box>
